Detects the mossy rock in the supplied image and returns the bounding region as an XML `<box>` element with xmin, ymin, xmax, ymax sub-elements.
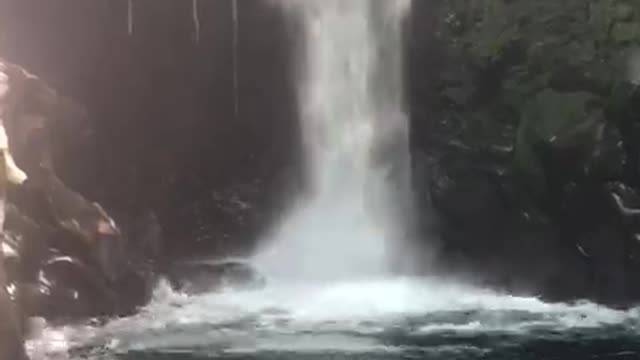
<box><xmin>513</xmin><ymin>89</ymin><xmax>603</xmax><ymax>193</ymax></box>
<box><xmin>524</xmin><ymin>89</ymin><xmax>601</xmax><ymax>143</ymax></box>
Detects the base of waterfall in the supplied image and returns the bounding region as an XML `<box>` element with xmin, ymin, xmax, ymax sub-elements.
<box><xmin>26</xmin><ymin>276</ymin><xmax>640</xmax><ymax>360</ymax></box>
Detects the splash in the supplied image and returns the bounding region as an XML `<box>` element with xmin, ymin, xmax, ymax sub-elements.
<box><xmin>26</xmin><ymin>278</ymin><xmax>640</xmax><ymax>359</ymax></box>
<box><xmin>254</xmin><ymin>0</ymin><xmax>413</xmax><ymax>282</ymax></box>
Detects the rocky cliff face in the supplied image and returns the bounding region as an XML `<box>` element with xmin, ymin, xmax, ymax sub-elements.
<box><xmin>408</xmin><ymin>0</ymin><xmax>640</xmax><ymax>306</ymax></box>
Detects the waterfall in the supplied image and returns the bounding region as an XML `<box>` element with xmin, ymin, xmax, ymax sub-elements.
<box><xmin>255</xmin><ymin>0</ymin><xmax>412</xmax><ymax>282</ymax></box>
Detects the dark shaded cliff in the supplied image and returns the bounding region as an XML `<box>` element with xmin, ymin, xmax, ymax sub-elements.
<box><xmin>0</xmin><ymin>0</ymin><xmax>301</xmax><ymax>259</ymax></box>
<box><xmin>408</xmin><ymin>0</ymin><xmax>640</xmax><ymax>306</ymax></box>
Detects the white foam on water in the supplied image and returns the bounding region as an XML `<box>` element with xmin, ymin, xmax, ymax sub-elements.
<box><xmin>27</xmin><ymin>278</ymin><xmax>640</xmax><ymax>359</ymax></box>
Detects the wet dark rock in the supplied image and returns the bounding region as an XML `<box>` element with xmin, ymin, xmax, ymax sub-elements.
<box><xmin>36</xmin><ymin>255</ymin><xmax>118</xmax><ymax>319</ymax></box>
<box><xmin>607</xmin><ymin>182</ymin><xmax>640</xmax><ymax>221</ymax></box>
<box><xmin>405</xmin><ymin>0</ymin><xmax>640</xmax><ymax>307</ymax></box>
<box><xmin>419</xmin><ymin>112</ymin><xmax>640</xmax><ymax>305</ymax></box>
<box><xmin>129</xmin><ymin>210</ymin><xmax>164</xmax><ymax>265</ymax></box>
<box><xmin>1</xmin><ymin>0</ymin><xmax>301</xmax><ymax>263</ymax></box>
<box><xmin>38</xmin><ymin>170</ymin><xmax>127</xmax><ymax>284</ymax></box>
<box><xmin>0</xmin><ymin>59</ymin><xmax>162</xmax><ymax>326</ymax></box>
<box><xmin>167</xmin><ymin>259</ymin><xmax>266</xmax><ymax>295</ymax></box>
<box><xmin>430</xmin><ymin>163</ymin><xmax>509</xmax><ymax>230</ymax></box>
<box><xmin>173</xmin><ymin>180</ymin><xmax>277</xmax><ymax>258</ymax></box>
<box><xmin>4</xmin><ymin>204</ymin><xmax>52</xmax><ymax>282</ymax></box>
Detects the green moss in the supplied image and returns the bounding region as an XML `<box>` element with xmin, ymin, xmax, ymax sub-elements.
<box><xmin>433</xmin><ymin>0</ymin><xmax>640</xmax><ymax>193</ymax></box>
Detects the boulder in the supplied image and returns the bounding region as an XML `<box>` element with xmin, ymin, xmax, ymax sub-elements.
<box><xmin>0</xmin><ymin>59</ymin><xmax>160</xmax><ymax>321</ymax></box>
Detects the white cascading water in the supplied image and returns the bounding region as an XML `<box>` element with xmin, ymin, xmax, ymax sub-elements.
<box><xmin>254</xmin><ymin>0</ymin><xmax>413</xmax><ymax>282</ymax></box>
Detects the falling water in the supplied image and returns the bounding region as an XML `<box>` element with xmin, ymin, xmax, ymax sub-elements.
<box><xmin>127</xmin><ymin>0</ymin><xmax>133</xmax><ymax>36</ymax></box>
<box><xmin>232</xmin><ymin>0</ymin><xmax>239</xmax><ymax>118</ymax></box>
<box><xmin>254</xmin><ymin>0</ymin><xmax>413</xmax><ymax>282</ymax></box>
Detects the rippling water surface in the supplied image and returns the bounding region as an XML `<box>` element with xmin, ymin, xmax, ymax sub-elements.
<box><xmin>27</xmin><ymin>277</ymin><xmax>640</xmax><ymax>360</ymax></box>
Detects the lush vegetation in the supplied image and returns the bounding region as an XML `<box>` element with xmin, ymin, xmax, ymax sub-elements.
<box><xmin>433</xmin><ymin>0</ymin><xmax>640</xmax><ymax>196</ymax></box>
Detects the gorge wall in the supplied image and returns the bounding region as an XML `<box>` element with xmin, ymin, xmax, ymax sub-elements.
<box><xmin>0</xmin><ymin>0</ymin><xmax>301</xmax><ymax>259</ymax></box>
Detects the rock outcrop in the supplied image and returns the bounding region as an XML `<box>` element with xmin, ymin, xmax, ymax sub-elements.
<box><xmin>0</xmin><ymin>58</ymin><xmax>163</xmax><ymax>342</ymax></box>
<box><xmin>408</xmin><ymin>0</ymin><xmax>640</xmax><ymax>306</ymax></box>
